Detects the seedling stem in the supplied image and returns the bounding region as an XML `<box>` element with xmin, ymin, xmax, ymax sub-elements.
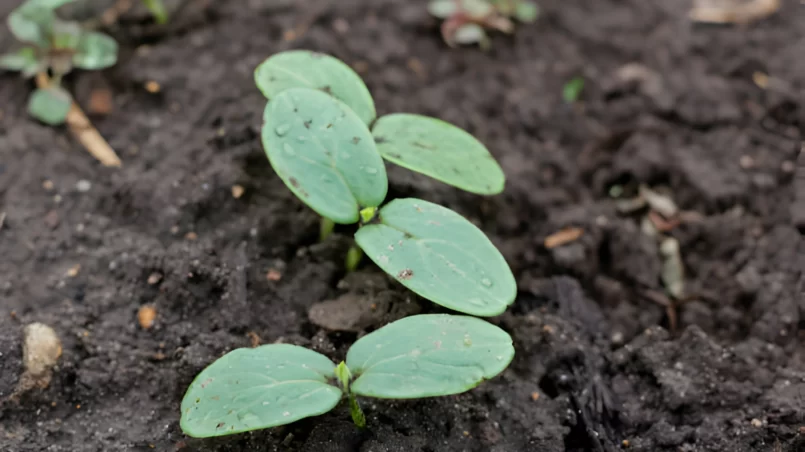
<box><xmin>320</xmin><ymin>217</ymin><xmax>335</xmax><ymax>241</ymax></box>
<box><xmin>345</xmin><ymin>245</ymin><xmax>363</xmax><ymax>272</ymax></box>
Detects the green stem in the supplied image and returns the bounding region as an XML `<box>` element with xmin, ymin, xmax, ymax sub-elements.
<box><xmin>320</xmin><ymin>217</ymin><xmax>335</xmax><ymax>242</ymax></box>
<box><xmin>348</xmin><ymin>392</ymin><xmax>366</xmax><ymax>428</ymax></box>
<box><xmin>345</xmin><ymin>244</ymin><xmax>363</xmax><ymax>272</ymax></box>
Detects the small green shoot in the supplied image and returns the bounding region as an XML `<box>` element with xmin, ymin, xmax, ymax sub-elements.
<box><xmin>0</xmin><ymin>0</ymin><xmax>118</xmax><ymax>125</ymax></box>
<box><xmin>563</xmin><ymin>76</ymin><xmax>585</xmax><ymax>103</ymax></box>
<box><xmin>428</xmin><ymin>0</ymin><xmax>540</xmax><ymax>48</ymax></box>
<box><xmin>142</xmin><ymin>0</ymin><xmax>169</xmax><ymax>24</ymax></box>
<box><xmin>256</xmin><ymin>50</ymin><xmax>514</xmax><ymax>316</ymax></box>
<box><xmin>180</xmin><ymin>314</ymin><xmax>514</xmax><ymax>437</ymax></box>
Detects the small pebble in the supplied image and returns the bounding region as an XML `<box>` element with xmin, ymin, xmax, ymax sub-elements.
<box><xmin>750</xmin><ymin>418</ymin><xmax>762</xmax><ymax>428</ymax></box>
<box><xmin>138</xmin><ymin>305</ymin><xmax>157</xmax><ymax>330</ymax></box>
<box><xmin>147</xmin><ymin>273</ymin><xmax>163</xmax><ymax>285</ymax></box>
<box><xmin>75</xmin><ymin>180</ymin><xmax>92</xmax><ymax>192</ymax></box>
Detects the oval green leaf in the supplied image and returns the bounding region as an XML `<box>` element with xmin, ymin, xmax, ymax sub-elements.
<box><xmin>262</xmin><ymin>87</ymin><xmax>388</xmax><ymax>224</ymax></box>
<box><xmin>28</xmin><ymin>86</ymin><xmax>71</xmax><ymax>125</ymax></box>
<box><xmin>427</xmin><ymin>0</ymin><xmax>457</xmax><ymax>19</ymax></box>
<box><xmin>255</xmin><ymin>50</ymin><xmax>376</xmax><ymax>126</ymax></box>
<box><xmin>514</xmin><ymin>1</ymin><xmax>540</xmax><ymax>23</ymax></box>
<box><xmin>354</xmin><ymin>198</ymin><xmax>516</xmax><ymax>316</ymax></box>
<box><xmin>180</xmin><ymin>344</ymin><xmax>342</xmax><ymax>438</ymax></box>
<box><xmin>72</xmin><ymin>31</ymin><xmax>118</xmax><ymax>70</ymax></box>
<box><xmin>0</xmin><ymin>47</ymin><xmax>38</xmax><ymax>73</ymax></box>
<box><xmin>7</xmin><ymin>3</ymin><xmax>53</xmax><ymax>46</ymax></box>
<box><xmin>347</xmin><ymin>314</ymin><xmax>514</xmax><ymax>398</ymax></box>
<box><xmin>372</xmin><ymin>114</ymin><xmax>505</xmax><ymax>195</ymax></box>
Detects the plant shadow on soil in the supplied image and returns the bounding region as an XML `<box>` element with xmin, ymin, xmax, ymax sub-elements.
<box><xmin>1</xmin><ymin>0</ymin><xmax>804</xmax><ymax>451</ymax></box>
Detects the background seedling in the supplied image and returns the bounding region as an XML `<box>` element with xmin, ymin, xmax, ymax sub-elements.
<box><xmin>562</xmin><ymin>76</ymin><xmax>585</xmax><ymax>103</ymax></box>
<box><xmin>0</xmin><ymin>0</ymin><xmax>121</xmax><ymax>166</ymax></box>
<box><xmin>255</xmin><ymin>50</ymin><xmax>515</xmax><ymax>317</ymax></box>
<box><xmin>428</xmin><ymin>0</ymin><xmax>539</xmax><ymax>48</ymax></box>
<box><xmin>181</xmin><ymin>314</ymin><xmax>514</xmax><ymax>437</ymax></box>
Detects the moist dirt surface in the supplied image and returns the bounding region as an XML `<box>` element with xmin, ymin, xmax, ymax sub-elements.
<box><xmin>1</xmin><ymin>0</ymin><xmax>804</xmax><ymax>451</ymax></box>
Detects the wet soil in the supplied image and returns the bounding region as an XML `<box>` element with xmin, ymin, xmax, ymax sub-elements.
<box><xmin>1</xmin><ymin>0</ymin><xmax>804</xmax><ymax>451</ymax></box>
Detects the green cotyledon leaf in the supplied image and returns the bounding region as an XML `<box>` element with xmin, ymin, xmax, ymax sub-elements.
<box><xmin>371</xmin><ymin>114</ymin><xmax>505</xmax><ymax>195</ymax></box>
<box><xmin>262</xmin><ymin>87</ymin><xmax>388</xmax><ymax>224</ymax></box>
<box><xmin>72</xmin><ymin>31</ymin><xmax>118</xmax><ymax>70</ymax></box>
<box><xmin>180</xmin><ymin>344</ymin><xmax>342</xmax><ymax>438</ymax></box>
<box><xmin>255</xmin><ymin>50</ymin><xmax>376</xmax><ymax>126</ymax></box>
<box><xmin>354</xmin><ymin>198</ymin><xmax>516</xmax><ymax>316</ymax></box>
<box><xmin>27</xmin><ymin>86</ymin><xmax>71</xmax><ymax>125</ymax></box>
<box><xmin>347</xmin><ymin>314</ymin><xmax>514</xmax><ymax>398</ymax></box>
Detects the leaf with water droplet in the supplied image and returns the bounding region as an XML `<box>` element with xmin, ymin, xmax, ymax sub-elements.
<box><xmin>355</xmin><ymin>198</ymin><xmax>516</xmax><ymax>316</ymax></box>
<box><xmin>180</xmin><ymin>344</ymin><xmax>342</xmax><ymax>438</ymax></box>
<box><xmin>262</xmin><ymin>88</ymin><xmax>388</xmax><ymax>224</ymax></box>
<box><xmin>254</xmin><ymin>50</ymin><xmax>376</xmax><ymax>126</ymax></box>
<box><xmin>372</xmin><ymin>114</ymin><xmax>505</xmax><ymax>195</ymax></box>
<box><xmin>347</xmin><ymin>314</ymin><xmax>514</xmax><ymax>398</ymax></box>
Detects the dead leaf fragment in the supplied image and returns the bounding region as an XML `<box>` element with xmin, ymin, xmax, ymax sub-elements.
<box><xmin>752</xmin><ymin>71</ymin><xmax>769</xmax><ymax>89</ymax></box>
<box><xmin>15</xmin><ymin>323</ymin><xmax>62</xmax><ymax>395</ymax></box>
<box><xmin>544</xmin><ymin>227</ymin><xmax>584</xmax><ymax>249</ymax></box>
<box><xmin>145</xmin><ymin>81</ymin><xmax>161</xmax><ymax>93</ymax></box>
<box><xmin>660</xmin><ymin>237</ymin><xmax>685</xmax><ymax>299</ymax></box>
<box><xmin>138</xmin><ymin>305</ymin><xmax>157</xmax><ymax>329</ymax></box>
<box><xmin>247</xmin><ymin>331</ymin><xmax>261</xmax><ymax>348</ymax></box>
<box><xmin>147</xmin><ymin>272</ymin><xmax>162</xmax><ymax>285</ymax></box>
<box><xmin>689</xmin><ymin>0</ymin><xmax>780</xmax><ymax>24</ymax></box>
<box><xmin>66</xmin><ymin>264</ymin><xmax>81</xmax><ymax>278</ymax></box>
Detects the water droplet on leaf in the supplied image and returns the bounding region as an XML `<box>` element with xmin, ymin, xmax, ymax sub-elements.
<box><xmin>463</xmin><ymin>335</ymin><xmax>472</xmax><ymax>346</ymax></box>
<box><xmin>283</xmin><ymin>143</ymin><xmax>295</xmax><ymax>156</ymax></box>
<box><xmin>481</xmin><ymin>278</ymin><xmax>493</xmax><ymax>287</ymax></box>
<box><xmin>365</xmin><ymin>167</ymin><xmax>378</xmax><ymax>175</ymax></box>
<box><xmin>275</xmin><ymin>124</ymin><xmax>291</xmax><ymax>136</ymax></box>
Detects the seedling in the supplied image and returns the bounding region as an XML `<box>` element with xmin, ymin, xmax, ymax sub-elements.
<box><xmin>0</xmin><ymin>0</ymin><xmax>122</xmax><ymax>166</ymax></box>
<box><xmin>562</xmin><ymin>76</ymin><xmax>585</xmax><ymax>103</ymax></box>
<box><xmin>1</xmin><ymin>0</ymin><xmax>117</xmax><ymax>124</ymax></box>
<box><xmin>254</xmin><ymin>50</ymin><xmax>516</xmax><ymax>317</ymax></box>
<box><xmin>181</xmin><ymin>314</ymin><xmax>514</xmax><ymax>437</ymax></box>
<box><xmin>428</xmin><ymin>0</ymin><xmax>539</xmax><ymax>48</ymax></box>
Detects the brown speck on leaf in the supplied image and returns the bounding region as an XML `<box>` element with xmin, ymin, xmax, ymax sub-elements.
<box><xmin>289</xmin><ymin>177</ymin><xmax>300</xmax><ymax>188</ymax></box>
<box><xmin>320</xmin><ymin>85</ymin><xmax>333</xmax><ymax>95</ymax></box>
<box><xmin>351</xmin><ymin>137</ymin><xmax>361</xmax><ymax>144</ymax></box>
<box><xmin>544</xmin><ymin>227</ymin><xmax>584</xmax><ymax>249</ymax></box>
<box><xmin>326</xmin><ymin>123</ymin><xmax>333</xmax><ymax>129</ymax></box>
<box><xmin>375</xmin><ymin>137</ymin><xmax>387</xmax><ymax>144</ymax></box>
<box><xmin>216</xmin><ymin>422</ymin><xmax>225</xmax><ymax>429</ymax></box>
<box><xmin>412</xmin><ymin>141</ymin><xmax>435</xmax><ymax>150</ymax></box>
<box><xmin>397</xmin><ymin>269</ymin><xmax>414</xmax><ymax>280</ymax></box>
<box><xmin>304</xmin><ymin>120</ymin><xmax>312</xmax><ymax>129</ymax></box>
<box><xmin>138</xmin><ymin>305</ymin><xmax>157</xmax><ymax>329</ymax></box>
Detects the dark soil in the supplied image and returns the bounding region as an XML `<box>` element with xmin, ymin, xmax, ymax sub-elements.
<box><xmin>1</xmin><ymin>0</ymin><xmax>804</xmax><ymax>450</ymax></box>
